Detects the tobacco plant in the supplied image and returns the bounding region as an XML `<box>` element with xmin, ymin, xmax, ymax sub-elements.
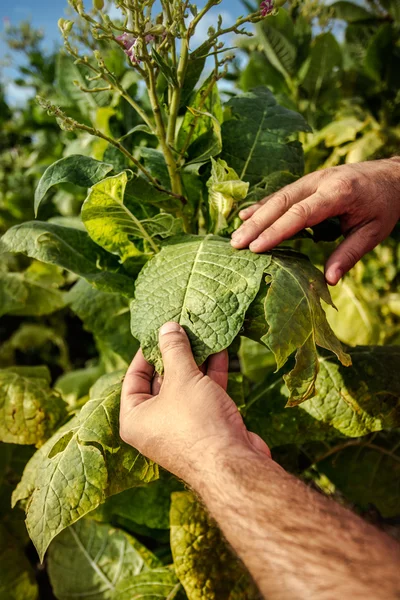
<box><xmin>1</xmin><ymin>1</ymin><xmax>400</xmax><ymax>599</ymax></box>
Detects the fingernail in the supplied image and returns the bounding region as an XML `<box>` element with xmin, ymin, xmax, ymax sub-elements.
<box><xmin>231</xmin><ymin>230</ymin><xmax>241</xmax><ymax>239</ymax></box>
<box><xmin>160</xmin><ymin>322</ymin><xmax>182</xmax><ymax>336</ymax></box>
<box><xmin>326</xmin><ymin>266</ymin><xmax>343</xmax><ymax>285</ymax></box>
<box><xmin>239</xmin><ymin>210</ymin><xmax>248</xmax><ymax>219</ymax></box>
<box><xmin>231</xmin><ymin>238</ymin><xmax>242</xmax><ymax>247</ymax></box>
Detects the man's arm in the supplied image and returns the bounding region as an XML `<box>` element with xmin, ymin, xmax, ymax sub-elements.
<box><xmin>196</xmin><ymin>443</ymin><xmax>400</xmax><ymax>600</ymax></box>
<box><xmin>231</xmin><ymin>158</ymin><xmax>400</xmax><ymax>285</ymax></box>
<box><xmin>120</xmin><ymin>323</ymin><xmax>400</xmax><ymax>600</ymax></box>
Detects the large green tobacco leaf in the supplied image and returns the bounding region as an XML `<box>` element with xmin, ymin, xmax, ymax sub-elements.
<box><xmin>0</xmin><ymin>524</ymin><xmax>38</xmax><ymax>600</ymax></box>
<box><xmin>34</xmin><ymin>155</ymin><xmax>114</xmax><ymax>215</ymax></box>
<box><xmin>48</xmin><ymin>519</ymin><xmax>180</xmax><ymax>600</ymax></box>
<box><xmin>0</xmin><ymin>262</ymin><xmax>65</xmax><ymax>318</ymax></box>
<box><xmin>131</xmin><ymin>235</ymin><xmax>270</xmax><ymax>371</ymax></box>
<box><xmin>82</xmin><ymin>172</ymin><xmax>183</xmax><ymax>260</ymax></box>
<box><xmin>258</xmin><ymin>9</ymin><xmax>296</xmax><ymax>79</ymax></box>
<box><xmin>221</xmin><ymin>87</ymin><xmax>311</xmax><ymax>187</ymax></box>
<box><xmin>0</xmin><ymin>221</ymin><xmax>134</xmax><ymax>295</ymax></box>
<box><xmin>170</xmin><ymin>492</ymin><xmax>259</xmax><ymax>600</ymax></box>
<box><xmin>12</xmin><ymin>375</ymin><xmax>157</xmax><ymax>560</ymax></box>
<box><xmin>246</xmin><ymin>251</ymin><xmax>351</xmax><ymax>405</ymax></box>
<box><xmin>67</xmin><ymin>279</ymin><xmax>138</xmax><ymax>365</ymax></box>
<box><xmin>207</xmin><ymin>159</ymin><xmax>249</xmax><ymax>234</ymax></box>
<box><xmin>299</xmin><ymin>33</ymin><xmax>342</xmax><ymax>96</ymax></box>
<box><xmin>0</xmin><ymin>366</ymin><xmax>67</xmax><ymax>446</ymax></box>
<box><xmin>318</xmin><ymin>434</ymin><xmax>400</xmax><ymax>518</ymax></box>
<box><xmin>245</xmin><ymin>346</ymin><xmax>400</xmax><ymax>448</ymax></box>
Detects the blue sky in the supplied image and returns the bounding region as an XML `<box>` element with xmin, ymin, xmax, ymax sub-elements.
<box><xmin>0</xmin><ymin>0</ymin><xmax>246</xmax><ymax>103</ymax></box>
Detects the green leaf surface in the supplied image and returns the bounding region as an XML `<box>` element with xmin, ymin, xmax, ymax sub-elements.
<box><xmin>221</xmin><ymin>87</ymin><xmax>311</xmax><ymax>187</ymax></box>
<box><xmin>82</xmin><ymin>172</ymin><xmax>182</xmax><ymax>261</ymax></box>
<box><xmin>170</xmin><ymin>491</ymin><xmax>259</xmax><ymax>600</ymax></box>
<box><xmin>258</xmin><ymin>9</ymin><xmax>296</xmax><ymax>79</ymax></box>
<box><xmin>47</xmin><ymin>519</ymin><xmax>170</xmax><ymax>600</ymax></box>
<box><xmin>12</xmin><ymin>376</ymin><xmax>157</xmax><ymax>560</ymax></box>
<box><xmin>207</xmin><ymin>159</ymin><xmax>249</xmax><ymax>234</ymax></box>
<box><xmin>34</xmin><ymin>155</ymin><xmax>113</xmax><ymax>216</ymax></box>
<box><xmin>131</xmin><ymin>235</ymin><xmax>271</xmax><ymax>371</ymax></box>
<box><xmin>0</xmin><ymin>524</ymin><xmax>38</xmax><ymax>600</ymax></box>
<box><xmin>318</xmin><ymin>438</ymin><xmax>400</xmax><ymax>518</ymax></box>
<box><xmin>299</xmin><ymin>33</ymin><xmax>342</xmax><ymax>95</ymax></box>
<box><xmin>325</xmin><ymin>278</ymin><xmax>381</xmax><ymax>345</ymax></box>
<box><xmin>0</xmin><ymin>366</ymin><xmax>67</xmax><ymax>446</ymax></box>
<box><xmin>262</xmin><ymin>252</ymin><xmax>351</xmax><ymax>405</ymax></box>
<box><xmin>245</xmin><ymin>346</ymin><xmax>400</xmax><ymax>448</ymax></box>
<box><xmin>0</xmin><ymin>262</ymin><xmax>65</xmax><ymax>318</ymax></box>
<box><xmin>67</xmin><ymin>278</ymin><xmax>138</xmax><ymax>365</ymax></box>
<box><xmin>331</xmin><ymin>1</ymin><xmax>376</xmax><ymax>22</ymax></box>
<box><xmin>0</xmin><ymin>221</ymin><xmax>134</xmax><ymax>295</ymax></box>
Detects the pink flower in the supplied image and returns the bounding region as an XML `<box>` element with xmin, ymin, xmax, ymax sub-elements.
<box><xmin>117</xmin><ymin>32</ymin><xmax>140</xmax><ymax>64</ymax></box>
<box><xmin>260</xmin><ymin>0</ymin><xmax>274</xmax><ymax>16</ymax></box>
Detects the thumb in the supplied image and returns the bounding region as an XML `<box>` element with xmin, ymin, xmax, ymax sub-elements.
<box><xmin>159</xmin><ymin>322</ymin><xmax>199</xmax><ymax>379</ymax></box>
<box><xmin>325</xmin><ymin>223</ymin><xmax>380</xmax><ymax>285</ymax></box>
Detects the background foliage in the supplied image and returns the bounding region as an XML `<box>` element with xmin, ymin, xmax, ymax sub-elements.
<box><xmin>0</xmin><ymin>1</ymin><xmax>399</xmax><ymax>599</ymax></box>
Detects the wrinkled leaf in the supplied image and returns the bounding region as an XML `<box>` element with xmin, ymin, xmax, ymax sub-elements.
<box><xmin>259</xmin><ymin>251</ymin><xmax>351</xmax><ymax>405</ymax></box>
<box><xmin>12</xmin><ymin>376</ymin><xmax>157</xmax><ymax>560</ymax></box>
<box><xmin>0</xmin><ymin>366</ymin><xmax>67</xmax><ymax>446</ymax></box>
<box><xmin>131</xmin><ymin>235</ymin><xmax>270</xmax><ymax>372</ymax></box>
<box><xmin>0</xmin><ymin>221</ymin><xmax>134</xmax><ymax>295</ymax></box>
<box><xmin>170</xmin><ymin>491</ymin><xmax>259</xmax><ymax>600</ymax></box>
<box><xmin>207</xmin><ymin>159</ymin><xmax>249</xmax><ymax>234</ymax></box>
<box><xmin>47</xmin><ymin>519</ymin><xmax>168</xmax><ymax>600</ymax></box>
<box><xmin>221</xmin><ymin>87</ymin><xmax>311</xmax><ymax>187</ymax></box>
<box><xmin>245</xmin><ymin>346</ymin><xmax>400</xmax><ymax>448</ymax></box>
<box><xmin>34</xmin><ymin>155</ymin><xmax>113</xmax><ymax>215</ymax></box>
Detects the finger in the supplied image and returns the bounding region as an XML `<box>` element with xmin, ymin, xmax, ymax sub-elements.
<box><xmin>325</xmin><ymin>223</ymin><xmax>382</xmax><ymax>286</ymax></box>
<box><xmin>152</xmin><ymin>374</ymin><xmax>163</xmax><ymax>395</ymax></box>
<box><xmin>248</xmin><ymin>193</ymin><xmax>333</xmax><ymax>252</ymax></box>
<box><xmin>207</xmin><ymin>350</ymin><xmax>229</xmax><ymax>390</ymax></box>
<box><xmin>231</xmin><ymin>176</ymin><xmax>318</xmax><ymax>249</ymax></box>
<box><xmin>159</xmin><ymin>322</ymin><xmax>199</xmax><ymax>379</ymax></box>
<box><xmin>239</xmin><ymin>202</ymin><xmax>264</xmax><ymax>221</ymax></box>
<box><xmin>121</xmin><ymin>349</ymin><xmax>154</xmax><ymax>408</ymax></box>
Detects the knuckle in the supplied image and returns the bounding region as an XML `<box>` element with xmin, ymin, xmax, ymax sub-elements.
<box><xmin>271</xmin><ymin>190</ymin><xmax>292</xmax><ymax>212</ymax></box>
<box><xmin>162</xmin><ymin>338</ymin><xmax>184</xmax><ymax>354</ymax></box>
<box><xmin>335</xmin><ymin>176</ymin><xmax>359</xmax><ymax>200</ymax></box>
<box><xmin>287</xmin><ymin>202</ymin><xmax>311</xmax><ymax>223</ymax></box>
<box><xmin>343</xmin><ymin>246</ymin><xmax>361</xmax><ymax>266</ymax></box>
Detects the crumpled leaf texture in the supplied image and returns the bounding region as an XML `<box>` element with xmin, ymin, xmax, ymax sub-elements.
<box><xmin>48</xmin><ymin>519</ymin><xmax>180</xmax><ymax>600</ymax></box>
<box><xmin>170</xmin><ymin>491</ymin><xmax>260</xmax><ymax>600</ymax></box>
<box><xmin>12</xmin><ymin>376</ymin><xmax>157</xmax><ymax>560</ymax></box>
<box><xmin>131</xmin><ymin>235</ymin><xmax>271</xmax><ymax>372</ymax></box>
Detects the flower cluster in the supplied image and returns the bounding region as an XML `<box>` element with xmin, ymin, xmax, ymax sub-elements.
<box><xmin>260</xmin><ymin>0</ymin><xmax>274</xmax><ymax>17</ymax></box>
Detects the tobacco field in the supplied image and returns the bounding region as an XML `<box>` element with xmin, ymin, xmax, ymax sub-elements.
<box><xmin>0</xmin><ymin>0</ymin><xmax>399</xmax><ymax>598</ymax></box>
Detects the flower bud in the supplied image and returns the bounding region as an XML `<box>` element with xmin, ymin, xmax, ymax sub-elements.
<box><xmin>93</xmin><ymin>0</ymin><xmax>104</xmax><ymax>9</ymax></box>
<box><xmin>58</xmin><ymin>18</ymin><xmax>74</xmax><ymax>35</ymax></box>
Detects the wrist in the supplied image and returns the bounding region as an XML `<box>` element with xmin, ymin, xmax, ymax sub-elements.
<box><xmin>186</xmin><ymin>437</ymin><xmax>274</xmax><ymax>494</ymax></box>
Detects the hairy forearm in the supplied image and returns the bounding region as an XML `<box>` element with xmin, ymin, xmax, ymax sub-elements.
<box><xmin>192</xmin><ymin>445</ymin><xmax>400</xmax><ymax>600</ymax></box>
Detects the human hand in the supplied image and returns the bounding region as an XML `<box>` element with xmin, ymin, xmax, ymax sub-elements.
<box><xmin>231</xmin><ymin>158</ymin><xmax>400</xmax><ymax>285</ymax></box>
<box><xmin>120</xmin><ymin>322</ymin><xmax>270</xmax><ymax>488</ymax></box>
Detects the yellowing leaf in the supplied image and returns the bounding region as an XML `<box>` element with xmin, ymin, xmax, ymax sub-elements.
<box><xmin>0</xmin><ymin>366</ymin><xmax>67</xmax><ymax>446</ymax></box>
<box><xmin>207</xmin><ymin>159</ymin><xmax>249</xmax><ymax>234</ymax></box>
